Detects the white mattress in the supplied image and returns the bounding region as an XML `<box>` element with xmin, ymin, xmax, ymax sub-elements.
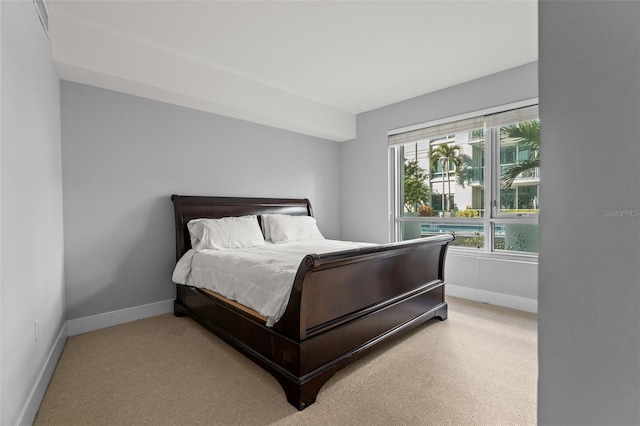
<box><xmin>172</xmin><ymin>240</ymin><xmax>373</xmax><ymax>326</ymax></box>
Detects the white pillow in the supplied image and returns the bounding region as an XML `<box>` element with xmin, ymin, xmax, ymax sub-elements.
<box><xmin>261</xmin><ymin>214</ymin><xmax>306</xmax><ymax>241</ymax></box>
<box><xmin>261</xmin><ymin>215</ymin><xmax>273</xmax><ymax>241</ymax></box>
<box><xmin>265</xmin><ymin>214</ymin><xmax>324</xmax><ymax>244</ymax></box>
<box><xmin>261</xmin><ymin>214</ymin><xmax>285</xmax><ymax>241</ymax></box>
<box><xmin>187</xmin><ymin>215</ymin><xmax>265</xmax><ymax>250</ymax></box>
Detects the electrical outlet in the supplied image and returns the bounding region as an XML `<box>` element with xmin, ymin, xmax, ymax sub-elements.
<box><xmin>34</xmin><ymin>320</ymin><xmax>39</xmax><ymax>342</ymax></box>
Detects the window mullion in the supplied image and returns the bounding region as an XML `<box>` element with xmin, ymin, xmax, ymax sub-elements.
<box><xmin>490</xmin><ymin>127</ymin><xmax>502</xmax><ymax>220</ymax></box>
<box><xmin>390</xmin><ymin>147</ymin><xmax>401</xmax><ymax>242</ymax></box>
<box><xmin>483</xmin><ymin>127</ymin><xmax>496</xmax><ymax>253</ymax></box>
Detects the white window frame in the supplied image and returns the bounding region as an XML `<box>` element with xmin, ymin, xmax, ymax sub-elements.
<box><xmin>388</xmin><ymin>99</ymin><xmax>539</xmax><ymax>258</ymax></box>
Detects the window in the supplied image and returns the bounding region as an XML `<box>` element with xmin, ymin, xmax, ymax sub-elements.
<box><xmin>389</xmin><ymin>101</ymin><xmax>539</xmax><ymax>255</ymax></box>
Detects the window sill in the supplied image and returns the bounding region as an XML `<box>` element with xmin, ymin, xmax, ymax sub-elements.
<box><xmin>447</xmin><ymin>246</ymin><xmax>538</xmax><ymax>264</ymax></box>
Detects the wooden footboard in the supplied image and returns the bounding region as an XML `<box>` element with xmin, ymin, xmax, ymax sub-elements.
<box><xmin>277</xmin><ymin>235</ymin><xmax>451</xmax><ymax>340</ymax></box>
<box><xmin>273</xmin><ymin>234</ymin><xmax>452</xmax><ymax>408</ymax></box>
<box><xmin>171</xmin><ymin>195</ymin><xmax>453</xmax><ymax>410</ymax></box>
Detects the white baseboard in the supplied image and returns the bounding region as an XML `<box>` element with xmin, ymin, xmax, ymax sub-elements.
<box><xmin>447</xmin><ymin>284</ymin><xmax>538</xmax><ymax>313</ymax></box>
<box><xmin>67</xmin><ymin>299</ymin><xmax>174</xmax><ymax>336</ymax></box>
<box><xmin>17</xmin><ymin>299</ymin><xmax>175</xmax><ymax>425</ymax></box>
<box><xmin>17</xmin><ymin>322</ymin><xmax>68</xmax><ymax>426</ymax></box>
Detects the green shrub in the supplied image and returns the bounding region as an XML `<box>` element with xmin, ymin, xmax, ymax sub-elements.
<box><xmin>452</xmin><ymin>235</ymin><xmax>484</xmax><ymax>248</ymax></box>
<box><xmin>456</xmin><ymin>205</ymin><xmax>480</xmax><ymax>218</ymax></box>
<box><xmin>500</xmin><ymin>209</ymin><xmax>539</xmax><ymax>214</ymax></box>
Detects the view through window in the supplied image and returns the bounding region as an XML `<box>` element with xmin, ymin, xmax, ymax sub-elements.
<box><xmin>390</xmin><ymin>103</ymin><xmax>539</xmax><ymax>254</ymax></box>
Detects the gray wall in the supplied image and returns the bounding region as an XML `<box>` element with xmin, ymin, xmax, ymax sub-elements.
<box><xmin>340</xmin><ymin>63</ymin><xmax>539</xmax><ymax>308</ymax></box>
<box><xmin>538</xmin><ymin>2</ymin><xmax>640</xmax><ymax>425</ymax></box>
<box><xmin>61</xmin><ymin>82</ymin><xmax>342</xmax><ymax>320</ymax></box>
<box><xmin>1</xmin><ymin>2</ymin><xmax>65</xmax><ymax>424</ymax></box>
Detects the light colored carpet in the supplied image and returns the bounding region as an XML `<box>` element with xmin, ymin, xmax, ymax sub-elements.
<box><xmin>34</xmin><ymin>297</ymin><xmax>537</xmax><ymax>426</ymax></box>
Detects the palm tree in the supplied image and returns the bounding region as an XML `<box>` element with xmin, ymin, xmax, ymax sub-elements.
<box><xmin>429</xmin><ymin>143</ymin><xmax>467</xmax><ymax>212</ymax></box>
<box><xmin>454</xmin><ymin>153</ymin><xmax>475</xmax><ymax>189</ymax></box>
<box><xmin>500</xmin><ymin>121</ymin><xmax>540</xmax><ymax>189</ymax></box>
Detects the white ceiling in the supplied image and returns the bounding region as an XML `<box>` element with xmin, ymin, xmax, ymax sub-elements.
<box><xmin>48</xmin><ymin>1</ymin><xmax>538</xmax><ymax>141</ymax></box>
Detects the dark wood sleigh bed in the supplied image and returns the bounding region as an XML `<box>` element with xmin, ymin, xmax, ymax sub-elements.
<box><xmin>171</xmin><ymin>195</ymin><xmax>454</xmax><ymax>410</ymax></box>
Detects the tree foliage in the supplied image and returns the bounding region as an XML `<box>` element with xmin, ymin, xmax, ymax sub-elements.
<box><xmin>500</xmin><ymin>121</ymin><xmax>540</xmax><ymax>189</ymax></box>
<box><xmin>404</xmin><ymin>158</ymin><xmax>430</xmax><ymax>212</ymax></box>
<box><xmin>454</xmin><ymin>153</ymin><xmax>475</xmax><ymax>189</ymax></box>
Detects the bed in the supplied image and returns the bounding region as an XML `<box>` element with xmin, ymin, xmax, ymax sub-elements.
<box><xmin>171</xmin><ymin>195</ymin><xmax>454</xmax><ymax>410</ymax></box>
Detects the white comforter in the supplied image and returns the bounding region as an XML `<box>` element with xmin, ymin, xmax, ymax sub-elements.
<box><xmin>172</xmin><ymin>240</ymin><xmax>373</xmax><ymax>326</ymax></box>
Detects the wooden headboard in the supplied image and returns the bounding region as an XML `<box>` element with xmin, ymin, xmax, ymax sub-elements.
<box><xmin>171</xmin><ymin>195</ymin><xmax>314</xmax><ymax>261</ymax></box>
